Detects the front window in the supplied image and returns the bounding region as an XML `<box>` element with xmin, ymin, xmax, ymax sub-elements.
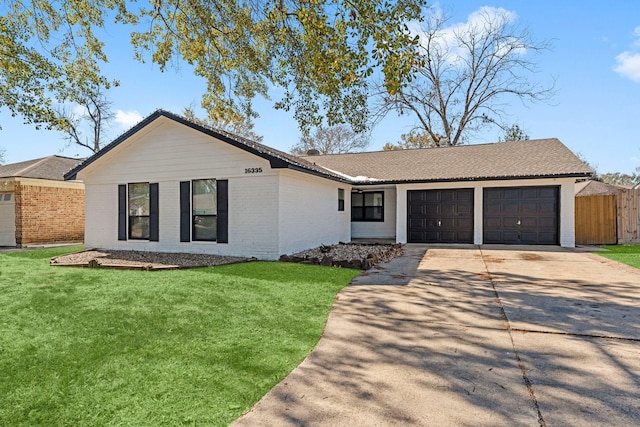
<box><xmin>351</xmin><ymin>191</ymin><xmax>384</xmax><ymax>221</ymax></box>
<box><xmin>128</xmin><ymin>183</ymin><xmax>150</xmax><ymax>239</ymax></box>
<box><xmin>193</xmin><ymin>179</ymin><xmax>217</xmax><ymax>241</ymax></box>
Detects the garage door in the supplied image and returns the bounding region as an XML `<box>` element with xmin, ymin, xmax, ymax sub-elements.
<box><xmin>0</xmin><ymin>192</ymin><xmax>16</xmax><ymax>246</ymax></box>
<box><xmin>407</xmin><ymin>189</ymin><xmax>473</xmax><ymax>243</ymax></box>
<box><xmin>483</xmin><ymin>186</ymin><xmax>559</xmax><ymax>245</ymax></box>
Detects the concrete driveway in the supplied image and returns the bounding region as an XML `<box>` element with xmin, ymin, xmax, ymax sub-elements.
<box><xmin>232</xmin><ymin>245</ymin><xmax>640</xmax><ymax>426</ymax></box>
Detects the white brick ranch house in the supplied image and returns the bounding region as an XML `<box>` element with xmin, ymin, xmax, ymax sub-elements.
<box><xmin>65</xmin><ymin>110</ymin><xmax>592</xmax><ymax>260</ymax></box>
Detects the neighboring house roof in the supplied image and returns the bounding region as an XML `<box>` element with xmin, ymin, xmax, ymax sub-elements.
<box><xmin>0</xmin><ymin>155</ymin><xmax>84</xmax><ymax>180</ymax></box>
<box><xmin>575</xmin><ymin>180</ymin><xmax>621</xmax><ymax>197</ymax></box>
<box><xmin>64</xmin><ymin>109</ymin><xmax>592</xmax><ymax>184</ymax></box>
<box><xmin>303</xmin><ymin>139</ymin><xmax>593</xmax><ymax>184</ymax></box>
<box><xmin>65</xmin><ymin>109</ymin><xmax>350</xmax><ymax>182</ymax></box>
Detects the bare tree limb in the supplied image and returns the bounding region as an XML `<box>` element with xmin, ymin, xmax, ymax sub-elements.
<box><xmin>57</xmin><ymin>87</ymin><xmax>114</xmax><ymax>153</ymax></box>
<box><xmin>375</xmin><ymin>7</ymin><xmax>554</xmax><ymax>147</ymax></box>
<box><xmin>291</xmin><ymin>124</ymin><xmax>370</xmax><ymax>155</ymax></box>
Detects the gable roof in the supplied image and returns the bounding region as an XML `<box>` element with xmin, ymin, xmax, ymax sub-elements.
<box><xmin>64</xmin><ymin>109</ymin><xmax>350</xmax><ymax>182</ymax></box>
<box><xmin>64</xmin><ymin>109</ymin><xmax>591</xmax><ymax>184</ymax></box>
<box><xmin>303</xmin><ymin>139</ymin><xmax>592</xmax><ymax>184</ymax></box>
<box><xmin>0</xmin><ymin>155</ymin><xmax>84</xmax><ymax>180</ymax></box>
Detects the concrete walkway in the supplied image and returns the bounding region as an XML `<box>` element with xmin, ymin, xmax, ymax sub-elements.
<box><xmin>232</xmin><ymin>245</ymin><xmax>640</xmax><ymax>426</ymax></box>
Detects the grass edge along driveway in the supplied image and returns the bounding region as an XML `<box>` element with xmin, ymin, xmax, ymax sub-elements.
<box><xmin>597</xmin><ymin>244</ymin><xmax>640</xmax><ymax>269</ymax></box>
<box><xmin>0</xmin><ymin>247</ymin><xmax>360</xmax><ymax>426</ymax></box>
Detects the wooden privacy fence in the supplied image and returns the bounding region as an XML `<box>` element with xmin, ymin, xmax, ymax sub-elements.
<box><xmin>575</xmin><ymin>195</ymin><xmax>617</xmax><ymax>245</ymax></box>
<box><xmin>575</xmin><ymin>188</ymin><xmax>640</xmax><ymax>245</ymax></box>
<box><xmin>617</xmin><ymin>188</ymin><xmax>640</xmax><ymax>244</ymax></box>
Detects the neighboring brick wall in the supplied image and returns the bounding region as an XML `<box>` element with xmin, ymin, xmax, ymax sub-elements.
<box><xmin>14</xmin><ymin>183</ymin><xmax>85</xmax><ymax>246</ymax></box>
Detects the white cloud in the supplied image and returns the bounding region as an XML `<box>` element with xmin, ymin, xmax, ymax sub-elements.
<box><xmin>115</xmin><ymin>110</ymin><xmax>143</xmax><ymax>128</ymax></box>
<box><xmin>72</xmin><ymin>104</ymin><xmax>87</xmax><ymax>116</ymax></box>
<box><xmin>613</xmin><ymin>26</ymin><xmax>640</xmax><ymax>82</ymax></box>
<box><xmin>614</xmin><ymin>52</ymin><xmax>640</xmax><ymax>82</ymax></box>
<box><xmin>412</xmin><ymin>6</ymin><xmax>521</xmax><ymax>66</ymax></box>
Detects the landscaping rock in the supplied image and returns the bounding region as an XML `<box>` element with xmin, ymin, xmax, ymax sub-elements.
<box><xmin>282</xmin><ymin>243</ymin><xmax>403</xmax><ymax>270</ymax></box>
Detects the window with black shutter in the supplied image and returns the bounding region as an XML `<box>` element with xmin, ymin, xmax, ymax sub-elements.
<box><xmin>117</xmin><ymin>183</ymin><xmax>158</xmax><ymax>241</ymax></box>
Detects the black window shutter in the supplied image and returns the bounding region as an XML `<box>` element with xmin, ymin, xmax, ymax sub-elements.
<box><xmin>149</xmin><ymin>183</ymin><xmax>159</xmax><ymax>241</ymax></box>
<box><xmin>180</xmin><ymin>181</ymin><xmax>191</xmax><ymax>242</ymax></box>
<box><xmin>118</xmin><ymin>184</ymin><xmax>127</xmax><ymax>240</ymax></box>
<box><xmin>217</xmin><ymin>180</ymin><xmax>229</xmax><ymax>243</ymax></box>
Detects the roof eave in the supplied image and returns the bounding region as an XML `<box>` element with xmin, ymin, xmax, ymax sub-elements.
<box><xmin>64</xmin><ymin>110</ymin><xmax>343</xmax><ymax>183</ymax></box>
<box><xmin>351</xmin><ymin>172</ymin><xmax>593</xmax><ymax>186</ymax></box>
<box><xmin>64</xmin><ymin>111</ymin><xmax>165</xmax><ymax>180</ymax></box>
<box><xmin>286</xmin><ymin>164</ymin><xmax>353</xmax><ymax>184</ymax></box>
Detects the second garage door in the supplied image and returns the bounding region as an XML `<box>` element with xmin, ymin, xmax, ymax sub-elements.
<box><xmin>407</xmin><ymin>189</ymin><xmax>473</xmax><ymax>243</ymax></box>
<box><xmin>483</xmin><ymin>186</ymin><xmax>559</xmax><ymax>245</ymax></box>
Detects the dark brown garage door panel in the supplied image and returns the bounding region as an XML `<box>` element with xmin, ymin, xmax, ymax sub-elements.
<box><xmin>407</xmin><ymin>189</ymin><xmax>474</xmax><ymax>243</ymax></box>
<box><xmin>483</xmin><ymin>186</ymin><xmax>559</xmax><ymax>245</ymax></box>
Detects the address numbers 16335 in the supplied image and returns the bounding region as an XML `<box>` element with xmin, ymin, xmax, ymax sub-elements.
<box><xmin>244</xmin><ymin>167</ymin><xmax>263</xmax><ymax>174</ymax></box>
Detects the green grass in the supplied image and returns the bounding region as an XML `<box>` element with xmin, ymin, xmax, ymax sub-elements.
<box><xmin>0</xmin><ymin>247</ymin><xmax>360</xmax><ymax>426</ymax></box>
<box><xmin>597</xmin><ymin>245</ymin><xmax>640</xmax><ymax>269</ymax></box>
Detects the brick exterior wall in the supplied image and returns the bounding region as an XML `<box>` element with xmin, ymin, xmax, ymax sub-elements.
<box><xmin>14</xmin><ymin>183</ymin><xmax>85</xmax><ymax>246</ymax></box>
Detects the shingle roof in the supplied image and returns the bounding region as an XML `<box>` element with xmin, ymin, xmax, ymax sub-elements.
<box><xmin>0</xmin><ymin>155</ymin><xmax>84</xmax><ymax>180</ymax></box>
<box><xmin>65</xmin><ymin>110</ymin><xmax>349</xmax><ymax>182</ymax></box>
<box><xmin>64</xmin><ymin>110</ymin><xmax>591</xmax><ymax>184</ymax></box>
<box><xmin>303</xmin><ymin>138</ymin><xmax>592</xmax><ymax>183</ymax></box>
<box><xmin>575</xmin><ymin>180</ymin><xmax>621</xmax><ymax>197</ymax></box>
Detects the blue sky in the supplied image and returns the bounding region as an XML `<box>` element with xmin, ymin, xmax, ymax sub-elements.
<box><xmin>1</xmin><ymin>0</ymin><xmax>639</xmax><ymax>174</ymax></box>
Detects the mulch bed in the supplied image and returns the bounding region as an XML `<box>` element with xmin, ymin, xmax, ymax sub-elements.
<box><xmin>50</xmin><ymin>249</ymin><xmax>249</xmax><ymax>270</ymax></box>
<box><xmin>50</xmin><ymin>243</ymin><xmax>403</xmax><ymax>270</ymax></box>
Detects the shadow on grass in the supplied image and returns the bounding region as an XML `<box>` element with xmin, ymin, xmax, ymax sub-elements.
<box><xmin>5</xmin><ymin>246</ymin><xmax>84</xmax><ymax>259</ymax></box>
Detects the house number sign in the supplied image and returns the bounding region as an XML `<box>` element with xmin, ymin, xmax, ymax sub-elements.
<box><xmin>244</xmin><ymin>167</ymin><xmax>263</xmax><ymax>174</ymax></box>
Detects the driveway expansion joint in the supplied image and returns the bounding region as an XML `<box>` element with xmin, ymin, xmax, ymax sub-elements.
<box><xmin>510</xmin><ymin>328</ymin><xmax>640</xmax><ymax>342</ymax></box>
<box><xmin>479</xmin><ymin>247</ymin><xmax>547</xmax><ymax>427</ymax></box>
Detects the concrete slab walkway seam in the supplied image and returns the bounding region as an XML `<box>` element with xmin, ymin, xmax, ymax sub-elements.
<box><xmin>507</xmin><ymin>328</ymin><xmax>640</xmax><ymax>342</ymax></box>
<box><xmin>479</xmin><ymin>246</ymin><xmax>546</xmax><ymax>427</ymax></box>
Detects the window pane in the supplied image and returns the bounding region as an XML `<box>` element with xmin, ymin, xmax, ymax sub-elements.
<box><xmin>364</xmin><ymin>206</ymin><xmax>383</xmax><ymax>220</ymax></box>
<box><xmin>351</xmin><ymin>193</ymin><xmax>363</xmax><ymax>207</ymax></box>
<box><xmin>129</xmin><ymin>216</ymin><xmax>150</xmax><ymax>239</ymax></box>
<box><xmin>128</xmin><ymin>183</ymin><xmax>149</xmax><ymax>216</ymax></box>
<box><xmin>365</xmin><ymin>192</ymin><xmax>383</xmax><ymax>207</ymax></box>
<box><xmin>351</xmin><ymin>207</ymin><xmax>363</xmax><ymax>220</ymax></box>
<box><xmin>193</xmin><ymin>179</ymin><xmax>217</xmax><ymax>215</ymax></box>
<box><xmin>3</xmin><ymin>194</ymin><xmax>10</xmax><ymax>201</ymax></box>
<box><xmin>193</xmin><ymin>215</ymin><xmax>217</xmax><ymax>241</ymax></box>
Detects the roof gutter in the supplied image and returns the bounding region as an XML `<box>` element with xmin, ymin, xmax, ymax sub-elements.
<box><xmin>349</xmin><ymin>172</ymin><xmax>593</xmax><ymax>186</ymax></box>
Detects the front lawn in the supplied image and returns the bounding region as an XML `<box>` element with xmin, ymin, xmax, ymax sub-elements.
<box><xmin>0</xmin><ymin>247</ymin><xmax>360</xmax><ymax>426</ymax></box>
<box><xmin>597</xmin><ymin>244</ymin><xmax>640</xmax><ymax>269</ymax></box>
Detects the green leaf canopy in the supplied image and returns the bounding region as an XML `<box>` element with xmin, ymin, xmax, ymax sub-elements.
<box><xmin>1</xmin><ymin>0</ymin><xmax>426</xmax><ymax>133</ymax></box>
